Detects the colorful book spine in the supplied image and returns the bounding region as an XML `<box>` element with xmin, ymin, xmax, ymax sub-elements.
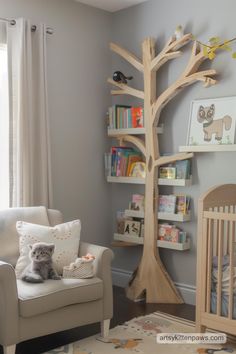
<box><xmin>108</xmin><ymin>105</ymin><xmax>144</xmax><ymax>129</ymax></box>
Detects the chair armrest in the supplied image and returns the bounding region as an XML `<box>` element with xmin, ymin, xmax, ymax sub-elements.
<box><xmin>0</xmin><ymin>261</ymin><xmax>19</xmax><ymax>345</ymax></box>
<box><xmin>79</xmin><ymin>242</ymin><xmax>114</xmax><ymax>320</ymax></box>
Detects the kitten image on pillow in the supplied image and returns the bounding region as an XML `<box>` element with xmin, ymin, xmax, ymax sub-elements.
<box><xmin>21</xmin><ymin>242</ymin><xmax>61</xmax><ymax>283</ymax></box>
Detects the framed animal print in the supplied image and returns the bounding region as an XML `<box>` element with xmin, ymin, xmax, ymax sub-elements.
<box><xmin>186</xmin><ymin>96</ymin><xmax>236</xmax><ymax>146</ymax></box>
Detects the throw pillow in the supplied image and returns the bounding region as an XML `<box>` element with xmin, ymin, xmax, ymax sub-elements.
<box><xmin>15</xmin><ymin>220</ymin><xmax>81</xmax><ymax>278</ymax></box>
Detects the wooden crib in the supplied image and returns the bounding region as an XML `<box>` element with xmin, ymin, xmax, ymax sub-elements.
<box><xmin>196</xmin><ymin>184</ymin><xmax>236</xmax><ymax>336</ymax></box>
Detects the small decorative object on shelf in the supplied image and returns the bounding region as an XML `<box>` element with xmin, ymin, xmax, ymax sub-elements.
<box><xmin>174</xmin><ymin>25</ymin><xmax>184</xmax><ymax>40</ymax></box>
<box><xmin>158</xmin><ymin>159</ymin><xmax>191</xmax><ymax>180</ymax></box>
<box><xmin>124</xmin><ymin>220</ymin><xmax>141</xmax><ymax>237</ymax></box>
<box><xmin>112</xmin><ymin>71</ymin><xmax>133</xmax><ymax>84</ymax></box>
<box><xmin>159</xmin><ymin>166</ymin><xmax>176</xmax><ymax>179</ymax></box>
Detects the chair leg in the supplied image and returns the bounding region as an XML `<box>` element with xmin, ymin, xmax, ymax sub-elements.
<box><xmin>100</xmin><ymin>319</ymin><xmax>110</xmax><ymax>338</ymax></box>
<box><xmin>3</xmin><ymin>345</ymin><xmax>16</xmax><ymax>354</ymax></box>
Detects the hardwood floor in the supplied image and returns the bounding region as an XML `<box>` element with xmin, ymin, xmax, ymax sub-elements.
<box><xmin>4</xmin><ymin>286</ymin><xmax>195</xmax><ymax>354</ymax></box>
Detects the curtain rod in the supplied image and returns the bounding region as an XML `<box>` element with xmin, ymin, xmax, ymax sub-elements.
<box><xmin>0</xmin><ymin>17</ymin><xmax>53</xmax><ymax>35</ymax></box>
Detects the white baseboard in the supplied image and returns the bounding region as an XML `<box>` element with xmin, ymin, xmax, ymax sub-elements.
<box><xmin>112</xmin><ymin>267</ymin><xmax>196</xmax><ymax>305</ymax></box>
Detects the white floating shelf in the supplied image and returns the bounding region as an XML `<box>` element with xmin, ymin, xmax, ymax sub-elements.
<box><xmin>158</xmin><ymin>212</ymin><xmax>191</xmax><ymax>222</ymax></box>
<box><xmin>114</xmin><ymin>233</ymin><xmax>190</xmax><ymax>250</ymax></box>
<box><xmin>157</xmin><ymin>239</ymin><xmax>190</xmax><ymax>250</ymax></box>
<box><xmin>179</xmin><ymin>145</ymin><xmax>236</xmax><ymax>152</ymax></box>
<box><xmin>107</xmin><ymin>125</ymin><xmax>163</xmax><ymax>136</ymax></box>
<box><xmin>114</xmin><ymin>233</ymin><xmax>144</xmax><ymax>244</ymax></box>
<box><xmin>107</xmin><ymin>176</ymin><xmax>145</xmax><ymax>184</ymax></box>
<box><xmin>158</xmin><ymin>177</ymin><xmax>192</xmax><ymax>187</ymax></box>
<box><xmin>125</xmin><ymin>210</ymin><xmax>144</xmax><ymax>218</ymax></box>
<box><xmin>125</xmin><ymin>210</ymin><xmax>190</xmax><ymax>221</ymax></box>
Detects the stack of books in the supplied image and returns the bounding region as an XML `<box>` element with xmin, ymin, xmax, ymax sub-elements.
<box><xmin>158</xmin><ymin>194</ymin><xmax>191</xmax><ymax>214</ymax></box>
<box><xmin>110</xmin><ymin>147</ymin><xmax>144</xmax><ymax>177</ymax></box>
<box><xmin>158</xmin><ymin>223</ymin><xmax>187</xmax><ymax>243</ymax></box>
<box><xmin>107</xmin><ymin>105</ymin><xmax>144</xmax><ymax>129</ymax></box>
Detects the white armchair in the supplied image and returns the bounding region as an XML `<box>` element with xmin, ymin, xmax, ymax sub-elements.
<box><xmin>0</xmin><ymin>207</ymin><xmax>113</xmax><ymax>354</ymax></box>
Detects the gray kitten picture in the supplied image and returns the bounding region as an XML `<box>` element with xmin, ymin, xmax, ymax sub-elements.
<box><xmin>21</xmin><ymin>242</ymin><xmax>61</xmax><ymax>283</ymax></box>
<box><xmin>197</xmin><ymin>104</ymin><xmax>232</xmax><ymax>142</ymax></box>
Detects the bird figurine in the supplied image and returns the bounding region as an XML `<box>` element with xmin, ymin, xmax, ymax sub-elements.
<box><xmin>175</xmin><ymin>25</ymin><xmax>184</xmax><ymax>40</ymax></box>
<box><xmin>113</xmin><ymin>71</ymin><xmax>133</xmax><ymax>84</ymax></box>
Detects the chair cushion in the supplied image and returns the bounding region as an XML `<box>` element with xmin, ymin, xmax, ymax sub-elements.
<box><xmin>15</xmin><ymin>220</ymin><xmax>81</xmax><ymax>277</ymax></box>
<box><xmin>17</xmin><ymin>277</ymin><xmax>103</xmax><ymax>318</ymax></box>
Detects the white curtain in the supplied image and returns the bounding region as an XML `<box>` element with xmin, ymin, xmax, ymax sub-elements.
<box><xmin>6</xmin><ymin>18</ymin><xmax>52</xmax><ymax>207</ymax></box>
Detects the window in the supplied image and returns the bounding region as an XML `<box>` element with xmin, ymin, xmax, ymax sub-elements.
<box><xmin>0</xmin><ymin>44</ymin><xmax>9</xmax><ymax>208</ymax></box>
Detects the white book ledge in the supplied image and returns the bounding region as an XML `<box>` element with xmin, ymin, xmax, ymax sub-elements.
<box><xmin>108</xmin><ymin>125</ymin><xmax>163</xmax><ymax>136</ymax></box>
<box><xmin>107</xmin><ymin>176</ymin><xmax>145</xmax><ymax>184</ymax></box>
<box><xmin>107</xmin><ymin>176</ymin><xmax>191</xmax><ymax>186</ymax></box>
<box><xmin>124</xmin><ymin>210</ymin><xmax>191</xmax><ymax>222</ymax></box>
<box><xmin>113</xmin><ymin>233</ymin><xmax>190</xmax><ymax>250</ymax></box>
<box><xmin>179</xmin><ymin>145</ymin><xmax>236</xmax><ymax>152</ymax></box>
<box><xmin>158</xmin><ymin>177</ymin><xmax>192</xmax><ymax>187</ymax></box>
<box><xmin>158</xmin><ymin>212</ymin><xmax>191</xmax><ymax>222</ymax></box>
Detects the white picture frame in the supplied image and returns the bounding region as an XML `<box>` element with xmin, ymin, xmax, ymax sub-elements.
<box><xmin>186</xmin><ymin>96</ymin><xmax>236</xmax><ymax>146</ymax></box>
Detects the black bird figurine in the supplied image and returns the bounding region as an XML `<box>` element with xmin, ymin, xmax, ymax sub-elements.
<box><xmin>113</xmin><ymin>71</ymin><xmax>133</xmax><ymax>84</ymax></box>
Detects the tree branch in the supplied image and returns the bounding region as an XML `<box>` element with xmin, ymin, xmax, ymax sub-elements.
<box><xmin>108</xmin><ymin>78</ymin><xmax>144</xmax><ymax>99</ymax></box>
<box><xmin>154</xmin><ymin>152</ymin><xmax>194</xmax><ymax>167</ymax></box>
<box><xmin>110</xmin><ymin>42</ymin><xmax>144</xmax><ymax>72</ymax></box>
<box><xmin>152</xmin><ymin>40</ymin><xmax>217</xmax><ymax>124</ymax></box>
<box><xmin>151</xmin><ymin>33</ymin><xmax>192</xmax><ymax>72</ymax></box>
<box><xmin>115</xmin><ymin>135</ymin><xmax>146</xmax><ymax>157</ymax></box>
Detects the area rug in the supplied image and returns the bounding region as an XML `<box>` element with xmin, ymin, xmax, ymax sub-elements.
<box><xmin>44</xmin><ymin>312</ymin><xmax>236</xmax><ymax>354</ymax></box>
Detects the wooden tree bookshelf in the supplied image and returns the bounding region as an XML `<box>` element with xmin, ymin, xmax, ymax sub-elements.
<box><xmin>108</xmin><ymin>33</ymin><xmax>217</xmax><ymax>303</ymax></box>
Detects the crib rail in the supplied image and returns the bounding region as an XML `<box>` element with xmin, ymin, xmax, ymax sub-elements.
<box><xmin>203</xmin><ymin>207</ymin><xmax>236</xmax><ymax>320</ymax></box>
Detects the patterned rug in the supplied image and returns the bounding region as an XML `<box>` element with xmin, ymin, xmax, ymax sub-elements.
<box><xmin>44</xmin><ymin>312</ymin><xmax>236</xmax><ymax>354</ymax></box>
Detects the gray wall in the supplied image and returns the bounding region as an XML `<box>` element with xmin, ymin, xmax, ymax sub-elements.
<box><xmin>2</xmin><ymin>0</ymin><xmax>236</xmax><ymax>303</ymax></box>
<box><xmin>111</xmin><ymin>0</ymin><xmax>236</xmax><ymax>301</ymax></box>
<box><xmin>0</xmin><ymin>0</ymin><xmax>112</xmax><ymax>245</ymax></box>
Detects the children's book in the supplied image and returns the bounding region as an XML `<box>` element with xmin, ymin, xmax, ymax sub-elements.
<box><xmin>175</xmin><ymin>159</ymin><xmax>191</xmax><ymax>179</ymax></box>
<box><xmin>176</xmin><ymin>195</ymin><xmax>191</xmax><ymax>214</ymax></box>
<box><xmin>131</xmin><ymin>107</ymin><xmax>144</xmax><ymax>128</ymax></box>
<box><xmin>158</xmin><ymin>223</ymin><xmax>180</xmax><ymax>242</ymax></box>
<box><xmin>158</xmin><ymin>195</ymin><xmax>176</xmax><ymax>213</ymax></box>
<box><xmin>130</xmin><ymin>194</ymin><xmax>145</xmax><ymax>211</ymax></box>
<box><xmin>129</xmin><ymin>162</ymin><xmax>146</xmax><ymax>178</ymax></box>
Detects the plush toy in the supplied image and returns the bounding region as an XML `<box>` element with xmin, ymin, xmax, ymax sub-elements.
<box><xmin>82</xmin><ymin>253</ymin><xmax>95</xmax><ymax>261</ymax></box>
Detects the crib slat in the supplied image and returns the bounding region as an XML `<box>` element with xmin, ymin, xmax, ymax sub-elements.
<box><xmin>206</xmin><ymin>218</ymin><xmax>213</xmax><ymax>313</ymax></box>
<box><xmin>202</xmin><ymin>217</ymin><xmax>209</xmax><ymax>314</ymax></box>
<box><xmin>217</xmin><ymin>219</ymin><xmax>223</xmax><ymax>316</ymax></box>
<box><xmin>228</xmin><ymin>220</ymin><xmax>234</xmax><ymax>319</ymax></box>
